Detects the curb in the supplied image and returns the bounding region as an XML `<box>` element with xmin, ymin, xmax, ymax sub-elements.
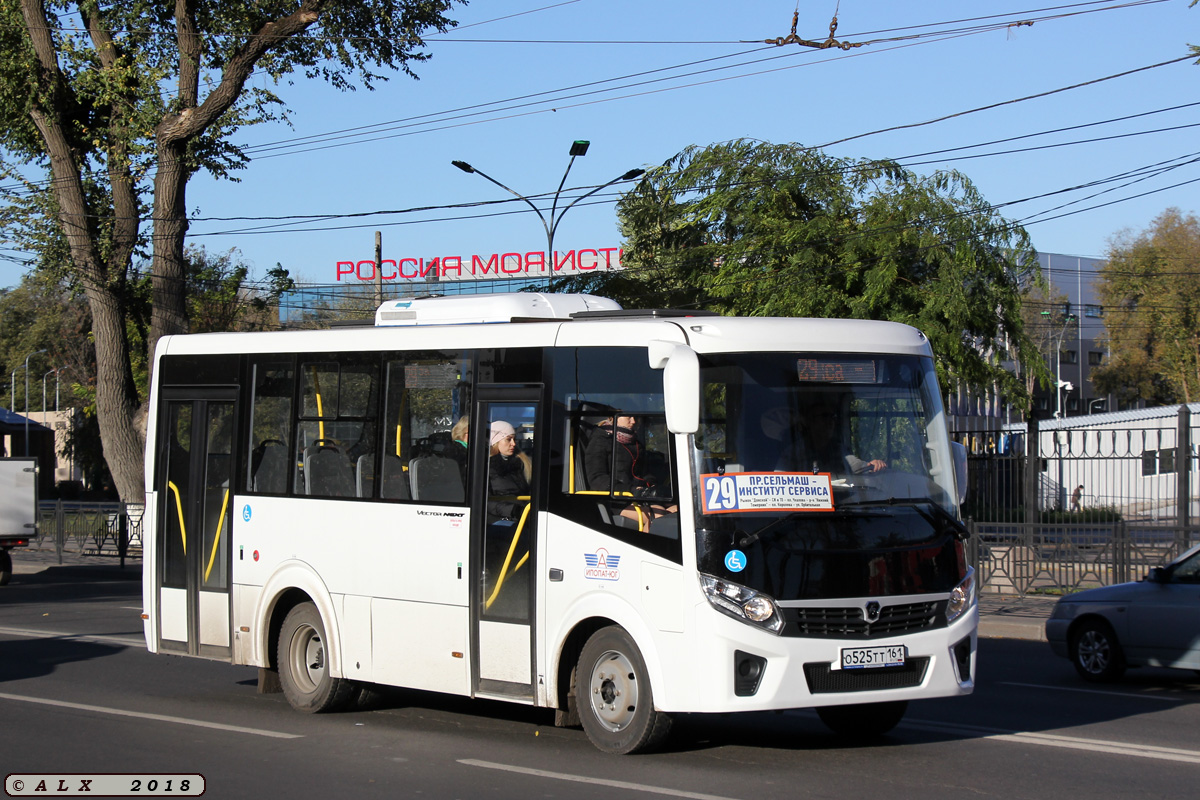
<box><xmin>978</xmin><ymin>619</ymin><xmax>1047</xmax><ymax>642</ymax></box>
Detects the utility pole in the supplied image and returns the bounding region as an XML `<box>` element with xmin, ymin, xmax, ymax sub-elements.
<box><xmin>374</xmin><ymin>231</ymin><xmax>383</xmax><ymax>309</ymax></box>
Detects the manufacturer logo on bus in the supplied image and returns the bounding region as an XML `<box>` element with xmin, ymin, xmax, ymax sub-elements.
<box><xmin>583</xmin><ymin>549</ymin><xmax>621</xmax><ymax>581</ymax></box>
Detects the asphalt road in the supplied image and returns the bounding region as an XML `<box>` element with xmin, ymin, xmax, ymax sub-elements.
<box><xmin>1</xmin><ymin>568</ymin><xmax>1198</xmax><ymax>799</ymax></box>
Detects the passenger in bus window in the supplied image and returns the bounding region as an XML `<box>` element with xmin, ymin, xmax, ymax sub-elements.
<box><xmin>449</xmin><ymin>415</ymin><xmax>470</xmax><ymax>481</ymax></box>
<box><xmin>487</xmin><ymin>420</ymin><xmax>531</xmax><ymax>520</ymax></box>
<box><xmin>584</xmin><ymin>415</ymin><xmax>677</xmax><ymax>520</ymax></box>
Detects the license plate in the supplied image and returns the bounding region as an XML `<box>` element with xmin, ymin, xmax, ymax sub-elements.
<box><xmin>837</xmin><ymin>645</ymin><xmax>906</xmax><ymax>670</ymax></box>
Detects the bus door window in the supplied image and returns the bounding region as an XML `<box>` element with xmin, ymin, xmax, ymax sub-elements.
<box><xmin>201</xmin><ymin>403</ymin><xmax>233</xmax><ymax>589</ymax></box>
<box><xmin>482</xmin><ymin>405</ymin><xmax>536</xmax><ymax>622</ymax></box>
<box><xmin>162</xmin><ymin>402</ymin><xmax>192</xmax><ymax>589</ymax></box>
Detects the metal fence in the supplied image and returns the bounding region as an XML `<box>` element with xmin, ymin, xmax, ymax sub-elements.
<box><xmin>967</xmin><ymin>521</ymin><xmax>1200</xmax><ymax>595</ymax></box>
<box><xmin>956</xmin><ymin>408</ymin><xmax>1200</xmax><ymax>594</ymax></box>
<box><xmin>32</xmin><ymin>501</ymin><xmax>144</xmax><ymax>563</ymax></box>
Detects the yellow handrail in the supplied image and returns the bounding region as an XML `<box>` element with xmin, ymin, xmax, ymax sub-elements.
<box><xmin>204</xmin><ymin>488</ymin><xmax>230</xmax><ymax>584</ymax></box>
<box><xmin>484</xmin><ymin>497</ymin><xmax>532</xmax><ymax>610</ymax></box>
<box><xmin>167</xmin><ymin>480</ymin><xmax>187</xmax><ymax>555</ymax></box>
<box><xmin>570</xmin><ymin>490</ymin><xmax>648</xmax><ymax>531</ymax></box>
<box><xmin>310</xmin><ymin>365</ymin><xmax>325</xmax><ymax>441</ymax></box>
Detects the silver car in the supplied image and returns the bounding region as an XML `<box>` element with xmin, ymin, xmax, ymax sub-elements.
<box><xmin>1046</xmin><ymin>543</ymin><xmax>1200</xmax><ymax>681</ymax></box>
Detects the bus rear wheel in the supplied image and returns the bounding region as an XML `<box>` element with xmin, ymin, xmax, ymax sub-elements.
<box><xmin>577</xmin><ymin>626</ymin><xmax>672</xmax><ymax>754</ymax></box>
<box><xmin>0</xmin><ymin>550</ymin><xmax>12</xmax><ymax>586</ymax></box>
<box><xmin>816</xmin><ymin>700</ymin><xmax>908</xmax><ymax>738</ymax></box>
<box><xmin>278</xmin><ymin>602</ymin><xmax>354</xmax><ymax>713</ymax></box>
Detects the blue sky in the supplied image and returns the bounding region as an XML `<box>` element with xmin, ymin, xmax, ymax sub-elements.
<box><xmin>5</xmin><ymin>0</ymin><xmax>1199</xmax><ymax>293</ymax></box>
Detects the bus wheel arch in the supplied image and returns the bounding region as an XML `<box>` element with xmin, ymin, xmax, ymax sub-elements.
<box><xmin>264</xmin><ymin>587</ymin><xmax>312</xmax><ymax>672</ymax></box>
<box><xmin>553</xmin><ymin>617</ymin><xmax>614</xmax><ymax>728</ymax></box>
<box><xmin>575</xmin><ymin>624</ymin><xmax>672</xmax><ymax>754</ymax></box>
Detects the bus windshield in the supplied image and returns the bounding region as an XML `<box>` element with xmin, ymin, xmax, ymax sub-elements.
<box><xmin>692</xmin><ymin>352</ymin><xmax>965</xmax><ymax>600</ymax></box>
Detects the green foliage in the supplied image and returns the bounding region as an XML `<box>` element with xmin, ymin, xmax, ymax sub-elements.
<box><xmin>0</xmin><ymin>2</ymin><xmax>461</xmax><ymax>500</ymax></box>
<box><xmin>1094</xmin><ymin>208</ymin><xmax>1200</xmax><ymax>405</ymax></box>
<box><xmin>553</xmin><ymin>140</ymin><xmax>1048</xmax><ymax>408</ymax></box>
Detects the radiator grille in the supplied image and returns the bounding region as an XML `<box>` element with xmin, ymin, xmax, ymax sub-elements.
<box><xmin>782</xmin><ymin>601</ymin><xmax>943</xmax><ymax>639</ymax></box>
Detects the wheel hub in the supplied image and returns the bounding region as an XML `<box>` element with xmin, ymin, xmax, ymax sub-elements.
<box><xmin>588</xmin><ymin>650</ymin><xmax>639</xmax><ymax>733</ymax></box>
<box><xmin>290</xmin><ymin>624</ymin><xmax>325</xmax><ymax>693</ymax></box>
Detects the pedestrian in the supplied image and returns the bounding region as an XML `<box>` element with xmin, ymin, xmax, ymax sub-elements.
<box><xmin>1070</xmin><ymin>485</ymin><xmax>1084</xmax><ymax>512</ymax></box>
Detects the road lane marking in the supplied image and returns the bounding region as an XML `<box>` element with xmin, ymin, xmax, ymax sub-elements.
<box><xmin>0</xmin><ymin>692</ymin><xmax>302</xmax><ymax>739</ymax></box>
<box><xmin>999</xmin><ymin>681</ymin><xmax>1185</xmax><ymax>702</ymax></box>
<box><xmin>905</xmin><ymin>719</ymin><xmax>1200</xmax><ymax>764</ymax></box>
<box><xmin>459</xmin><ymin>760</ymin><xmax>743</xmax><ymax>800</ymax></box>
<box><xmin>0</xmin><ymin>625</ymin><xmax>144</xmax><ymax>648</ymax></box>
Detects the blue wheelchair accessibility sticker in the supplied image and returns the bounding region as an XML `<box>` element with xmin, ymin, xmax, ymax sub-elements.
<box><xmin>242</xmin><ymin>504</ymin><xmax>252</xmax><ymax>522</ymax></box>
<box><xmin>724</xmin><ymin>549</ymin><xmax>747</xmax><ymax>572</ymax></box>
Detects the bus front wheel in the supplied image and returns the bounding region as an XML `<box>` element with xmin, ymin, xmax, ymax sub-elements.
<box><xmin>577</xmin><ymin>626</ymin><xmax>672</xmax><ymax>754</ymax></box>
<box><xmin>278</xmin><ymin>602</ymin><xmax>354</xmax><ymax>713</ymax></box>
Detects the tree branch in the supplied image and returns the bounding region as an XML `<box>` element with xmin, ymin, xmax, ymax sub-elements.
<box><xmin>158</xmin><ymin>0</ymin><xmax>329</xmax><ymax>143</ymax></box>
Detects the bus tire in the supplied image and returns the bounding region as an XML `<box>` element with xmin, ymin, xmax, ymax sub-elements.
<box><xmin>817</xmin><ymin>700</ymin><xmax>908</xmax><ymax>738</ymax></box>
<box><xmin>0</xmin><ymin>550</ymin><xmax>12</xmax><ymax>586</ymax></box>
<box><xmin>577</xmin><ymin>626</ymin><xmax>671</xmax><ymax>754</ymax></box>
<box><xmin>278</xmin><ymin>602</ymin><xmax>354</xmax><ymax>713</ymax></box>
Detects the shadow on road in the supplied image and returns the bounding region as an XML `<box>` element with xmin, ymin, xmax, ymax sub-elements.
<box><xmin>0</xmin><ymin>636</ymin><xmax>127</xmax><ymax>683</ymax></box>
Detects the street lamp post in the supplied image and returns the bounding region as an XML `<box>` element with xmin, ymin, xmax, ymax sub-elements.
<box><xmin>23</xmin><ymin>349</ymin><xmax>47</xmax><ymax>456</ymax></box>
<box><xmin>1041</xmin><ymin>310</ymin><xmax>1076</xmax><ymax>418</ymax></box>
<box><xmin>452</xmin><ymin>140</ymin><xmax>645</xmax><ymax>274</ymax></box>
<box><xmin>42</xmin><ymin>368</ymin><xmax>59</xmax><ymax>421</ymax></box>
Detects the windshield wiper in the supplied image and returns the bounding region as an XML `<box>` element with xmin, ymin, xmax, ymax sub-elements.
<box><xmin>838</xmin><ymin>496</ymin><xmax>969</xmax><ymax>541</ymax></box>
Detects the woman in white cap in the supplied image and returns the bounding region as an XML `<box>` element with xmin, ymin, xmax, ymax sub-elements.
<box><xmin>488</xmin><ymin>420</ymin><xmax>532</xmax><ymax>519</ymax></box>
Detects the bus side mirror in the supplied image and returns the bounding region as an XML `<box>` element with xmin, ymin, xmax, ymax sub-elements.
<box><xmin>648</xmin><ymin>341</ymin><xmax>699</xmax><ymax>434</ymax></box>
<box><xmin>951</xmin><ymin>441</ymin><xmax>968</xmax><ymax>505</ymax></box>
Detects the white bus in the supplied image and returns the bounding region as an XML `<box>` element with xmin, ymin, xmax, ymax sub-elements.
<box><xmin>141</xmin><ymin>292</ymin><xmax>976</xmax><ymax>754</ymax></box>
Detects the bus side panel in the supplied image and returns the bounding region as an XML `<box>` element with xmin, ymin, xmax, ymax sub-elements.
<box><xmin>542</xmin><ymin>518</ymin><xmax>677</xmax><ymax>710</ymax></box>
<box><xmin>373</xmin><ymin>599</ymin><xmax>470</xmax><ymax>695</ymax></box>
<box><xmin>232</xmin><ymin>583</ymin><xmax>261</xmax><ymax>665</ymax></box>
<box><xmin>234</xmin><ymin>495</ymin><xmax>471</xmax><ymax>685</ymax></box>
<box><xmin>142</xmin><ymin>491</ymin><xmax>160</xmax><ymax>653</ymax></box>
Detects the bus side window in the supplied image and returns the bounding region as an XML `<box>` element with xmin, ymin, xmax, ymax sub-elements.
<box><xmin>552</xmin><ymin>348</ymin><xmax>681</xmax><ymax>559</ymax></box>
<box><xmin>383</xmin><ymin>354</ymin><xmax>470</xmax><ymax>504</ymax></box>
<box><xmin>246</xmin><ymin>359</ymin><xmax>295</xmax><ymax>495</ymax></box>
<box><xmin>296</xmin><ymin>358</ymin><xmax>379</xmax><ymax>499</ymax></box>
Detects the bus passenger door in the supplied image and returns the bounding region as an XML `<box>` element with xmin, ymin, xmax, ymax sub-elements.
<box><xmin>155</xmin><ymin>391</ymin><xmax>236</xmax><ymax>658</ymax></box>
<box><xmin>472</xmin><ymin>388</ymin><xmax>540</xmax><ymax>700</ymax></box>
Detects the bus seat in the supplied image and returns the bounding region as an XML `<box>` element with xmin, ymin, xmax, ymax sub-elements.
<box><xmin>380</xmin><ymin>454</ymin><xmax>411</xmax><ymax>500</ymax></box>
<box><xmin>303</xmin><ymin>442</ymin><xmax>356</xmax><ymax>498</ymax></box>
<box><xmin>251</xmin><ymin>439</ymin><xmax>289</xmax><ymax>494</ymax></box>
<box><xmin>355</xmin><ymin>454</ymin><xmax>375</xmax><ymax>498</ymax></box>
<box><xmin>409</xmin><ymin>454</ymin><xmax>464</xmax><ymax>503</ymax></box>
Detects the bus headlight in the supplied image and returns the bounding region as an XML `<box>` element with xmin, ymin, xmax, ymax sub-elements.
<box><xmin>699</xmin><ymin>574</ymin><xmax>783</xmax><ymax>634</ymax></box>
<box><xmin>946</xmin><ymin>567</ymin><xmax>976</xmax><ymax>624</ymax></box>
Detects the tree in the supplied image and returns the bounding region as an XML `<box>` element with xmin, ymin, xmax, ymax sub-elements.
<box><xmin>552</xmin><ymin>140</ymin><xmax>1049</xmax><ymax>408</ymax></box>
<box><xmin>1093</xmin><ymin>208</ymin><xmax>1200</xmax><ymax>405</ymax></box>
<box><xmin>0</xmin><ymin>251</ymin><xmax>294</xmax><ymax>491</ymax></box>
<box><xmin>0</xmin><ymin>1</ymin><xmax>462</xmax><ymax>502</ymax></box>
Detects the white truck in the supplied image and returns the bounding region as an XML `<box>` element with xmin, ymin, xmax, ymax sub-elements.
<box><xmin>0</xmin><ymin>457</ymin><xmax>38</xmax><ymax>584</ymax></box>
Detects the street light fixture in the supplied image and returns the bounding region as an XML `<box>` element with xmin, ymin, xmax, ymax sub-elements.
<box><xmin>452</xmin><ymin>141</ymin><xmax>645</xmax><ymax>273</ymax></box>
<box><xmin>23</xmin><ymin>349</ymin><xmax>47</xmax><ymax>455</ymax></box>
